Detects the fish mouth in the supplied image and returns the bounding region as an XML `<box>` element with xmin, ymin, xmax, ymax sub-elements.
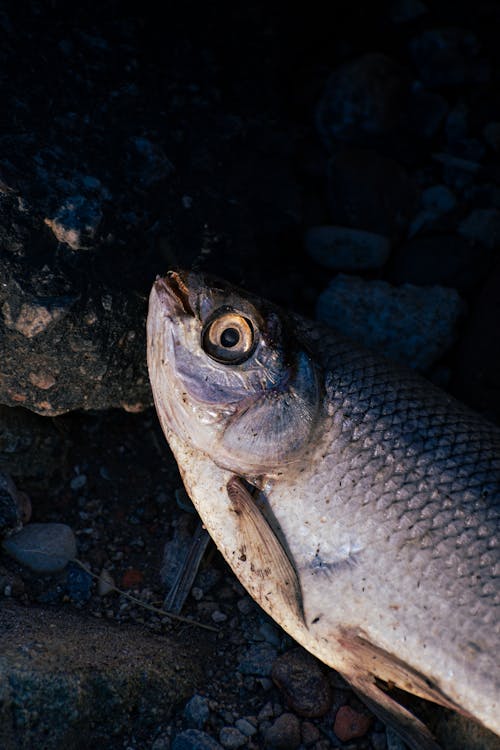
<box><xmin>154</xmin><ymin>271</ymin><xmax>194</xmax><ymax>316</ymax></box>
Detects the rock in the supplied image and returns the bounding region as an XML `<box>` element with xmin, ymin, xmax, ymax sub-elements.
<box><xmin>219</xmin><ymin>727</ymin><xmax>246</xmax><ymax>749</ymax></box>
<box><xmin>2</xmin><ymin>522</ymin><xmax>77</xmax><ymax>573</ymax></box>
<box><xmin>0</xmin><ymin>600</ymin><xmax>205</xmax><ymax>750</ymax></box>
<box><xmin>172</xmin><ymin>730</ymin><xmax>223</xmax><ymax>750</ymax></box>
<box><xmin>409</xmin><ymin>28</ymin><xmax>490</xmax><ymax>87</ymax></box>
<box><xmin>45</xmin><ymin>195</ymin><xmax>103</xmax><ymax>250</ymax></box>
<box><xmin>238</xmin><ymin>643</ymin><xmax>278</xmax><ymax>677</ymax></box>
<box><xmin>0</xmin><ymin>406</ymin><xmax>70</xmax><ymax>485</ymax></box>
<box><xmin>327</xmin><ymin>148</ymin><xmax>418</xmax><ymax>238</ymax></box>
<box><xmin>316</xmin><ymin>54</ymin><xmax>410</xmax><ymax>145</ymax></box>
<box><xmin>271</xmin><ymin>648</ymin><xmax>332</xmax><ymax>718</ymax></box>
<box><xmin>65</xmin><ymin>561</ymin><xmax>93</xmax><ymax>604</ymax></box>
<box><xmin>264</xmin><ymin>713</ymin><xmax>301</xmax><ymax>750</ymax></box>
<box><xmin>421</xmin><ymin>185</ymin><xmax>456</xmax><ymax>215</ymax></box>
<box><xmin>483</xmin><ymin>122</ymin><xmax>500</xmax><ymax>152</ymax></box>
<box><xmin>333</xmin><ymin>705</ymin><xmax>372</xmax><ymax>741</ymax></box>
<box><xmin>389</xmin><ymin>0</ymin><xmax>427</xmax><ymax>24</ymax></box>
<box><xmin>0</xmin><ymin>249</ymin><xmax>151</xmax><ymax>416</ymax></box>
<box><xmin>0</xmin><ymin>473</ymin><xmax>30</xmax><ymax>537</ymax></box>
<box><xmin>388</xmin><ymin>234</ymin><xmax>486</xmax><ymax>291</ymax></box>
<box><xmin>97</xmin><ymin>568</ymin><xmax>115</xmax><ymax>596</ymax></box>
<box><xmin>458</xmin><ymin>209</ymin><xmax>500</xmax><ymax>250</ymax></box>
<box><xmin>234</xmin><ymin>719</ymin><xmax>257</xmax><ymax>737</ymax></box>
<box><xmin>301</xmin><ymin>721</ymin><xmax>320</xmax><ymax>746</ymax></box>
<box><xmin>152</xmin><ymin>735</ymin><xmax>171</xmax><ymax>750</ymax></box>
<box><xmin>184</xmin><ymin>694</ymin><xmax>210</xmax><ymax>730</ymax></box>
<box><xmin>121</xmin><ymin>568</ymin><xmax>144</xmax><ymax>589</ymax></box>
<box><xmin>305</xmin><ymin>226</ymin><xmax>390</xmax><ymax>271</ymax></box>
<box><xmin>451</xmin><ymin>262</ymin><xmax>500</xmax><ymax>422</ymax></box>
<box><xmin>316</xmin><ymin>274</ymin><xmax>464</xmax><ymax>371</ymax></box>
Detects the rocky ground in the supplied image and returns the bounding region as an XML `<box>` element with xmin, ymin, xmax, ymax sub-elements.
<box><xmin>1</xmin><ymin>0</ymin><xmax>500</xmax><ymax>748</ymax></box>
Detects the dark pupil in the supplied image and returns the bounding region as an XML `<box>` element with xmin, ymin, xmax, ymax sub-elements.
<box><xmin>220</xmin><ymin>327</ymin><xmax>240</xmax><ymax>348</ymax></box>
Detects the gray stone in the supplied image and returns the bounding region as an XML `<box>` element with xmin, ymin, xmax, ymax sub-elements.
<box><xmin>316</xmin><ymin>274</ymin><xmax>464</xmax><ymax>371</ymax></box>
<box><xmin>184</xmin><ymin>694</ymin><xmax>210</xmax><ymax>729</ymax></box>
<box><xmin>0</xmin><ymin>600</ymin><xmax>205</xmax><ymax>750</ymax></box>
<box><xmin>2</xmin><ymin>522</ymin><xmax>77</xmax><ymax>573</ymax></box>
<box><xmin>305</xmin><ymin>226</ymin><xmax>390</xmax><ymax>271</ymax></box>
<box><xmin>219</xmin><ymin>727</ymin><xmax>247</xmax><ymax>749</ymax></box>
<box><xmin>264</xmin><ymin>713</ymin><xmax>301</xmax><ymax>750</ymax></box>
<box><xmin>172</xmin><ymin>730</ymin><xmax>223</xmax><ymax>750</ymax></box>
<box><xmin>237</xmin><ymin>643</ymin><xmax>278</xmax><ymax>677</ymax></box>
<box><xmin>458</xmin><ymin>209</ymin><xmax>500</xmax><ymax>250</ymax></box>
<box><xmin>271</xmin><ymin>648</ymin><xmax>332</xmax><ymax>718</ymax></box>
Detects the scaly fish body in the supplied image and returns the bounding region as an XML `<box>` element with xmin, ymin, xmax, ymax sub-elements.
<box><xmin>147</xmin><ymin>271</ymin><xmax>500</xmax><ymax>748</ymax></box>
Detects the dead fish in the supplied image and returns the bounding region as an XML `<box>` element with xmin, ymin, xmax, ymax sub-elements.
<box><xmin>147</xmin><ymin>270</ymin><xmax>500</xmax><ymax>749</ymax></box>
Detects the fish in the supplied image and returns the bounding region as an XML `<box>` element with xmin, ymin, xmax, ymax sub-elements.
<box><xmin>147</xmin><ymin>269</ymin><xmax>500</xmax><ymax>749</ymax></box>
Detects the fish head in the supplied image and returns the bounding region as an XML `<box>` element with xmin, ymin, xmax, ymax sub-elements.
<box><xmin>147</xmin><ymin>270</ymin><xmax>322</xmax><ymax>477</ymax></box>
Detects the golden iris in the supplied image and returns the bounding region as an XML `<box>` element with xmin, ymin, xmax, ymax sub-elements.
<box><xmin>202</xmin><ymin>310</ymin><xmax>255</xmax><ymax>364</ymax></box>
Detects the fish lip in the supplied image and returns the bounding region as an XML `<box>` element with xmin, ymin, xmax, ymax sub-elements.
<box><xmin>154</xmin><ymin>271</ymin><xmax>194</xmax><ymax>317</ymax></box>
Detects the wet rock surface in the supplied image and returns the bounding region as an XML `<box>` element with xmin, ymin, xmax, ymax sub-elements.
<box><xmin>1</xmin><ymin>0</ymin><xmax>500</xmax><ymax>749</ymax></box>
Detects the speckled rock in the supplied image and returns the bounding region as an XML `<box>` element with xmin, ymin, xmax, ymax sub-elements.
<box><xmin>317</xmin><ymin>274</ymin><xmax>464</xmax><ymax>371</ymax></box>
<box><xmin>264</xmin><ymin>713</ymin><xmax>301</xmax><ymax>750</ymax></box>
<box><xmin>2</xmin><ymin>522</ymin><xmax>77</xmax><ymax>573</ymax></box>
<box><xmin>271</xmin><ymin>648</ymin><xmax>332</xmax><ymax>718</ymax></box>
<box><xmin>172</xmin><ymin>730</ymin><xmax>223</xmax><ymax>750</ymax></box>
<box><xmin>0</xmin><ymin>601</ymin><xmax>205</xmax><ymax>750</ymax></box>
<box><xmin>305</xmin><ymin>226</ymin><xmax>390</xmax><ymax>271</ymax></box>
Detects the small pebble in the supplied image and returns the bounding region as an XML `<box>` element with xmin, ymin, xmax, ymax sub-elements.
<box><xmin>271</xmin><ymin>648</ymin><xmax>332</xmax><ymax>718</ymax></box>
<box><xmin>211</xmin><ymin>610</ymin><xmax>227</xmax><ymax>623</ymax></box>
<box><xmin>301</xmin><ymin>721</ymin><xmax>320</xmax><ymax>746</ymax></box>
<box><xmin>121</xmin><ymin>568</ymin><xmax>144</xmax><ymax>589</ymax></box>
<box><xmin>305</xmin><ymin>226</ymin><xmax>390</xmax><ymax>271</ymax></box>
<box><xmin>70</xmin><ymin>474</ymin><xmax>87</xmax><ymax>491</ymax></box>
<box><xmin>172</xmin><ymin>730</ymin><xmax>222</xmax><ymax>750</ymax></box>
<box><xmin>218</xmin><ymin>727</ymin><xmax>246</xmax><ymax>749</ymax></box>
<box><xmin>333</xmin><ymin>705</ymin><xmax>372</xmax><ymax>741</ymax></box>
<box><xmin>238</xmin><ymin>643</ymin><xmax>277</xmax><ymax>677</ymax></box>
<box><xmin>152</xmin><ymin>735</ymin><xmax>170</xmax><ymax>750</ymax></box>
<box><xmin>264</xmin><ymin>713</ymin><xmax>301</xmax><ymax>750</ymax></box>
<box><xmin>97</xmin><ymin>568</ymin><xmax>115</xmax><ymax>596</ymax></box>
<box><xmin>2</xmin><ymin>523</ymin><xmax>77</xmax><ymax>573</ymax></box>
<box><xmin>184</xmin><ymin>694</ymin><xmax>210</xmax><ymax>729</ymax></box>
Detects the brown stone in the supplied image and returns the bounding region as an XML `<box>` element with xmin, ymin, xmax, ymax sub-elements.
<box><xmin>333</xmin><ymin>705</ymin><xmax>372</xmax><ymax>741</ymax></box>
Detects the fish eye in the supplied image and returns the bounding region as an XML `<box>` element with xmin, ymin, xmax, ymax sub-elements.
<box><xmin>202</xmin><ymin>310</ymin><xmax>255</xmax><ymax>364</ymax></box>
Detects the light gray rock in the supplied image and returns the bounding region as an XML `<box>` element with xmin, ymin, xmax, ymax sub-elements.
<box><xmin>234</xmin><ymin>719</ymin><xmax>257</xmax><ymax>737</ymax></box>
<box><xmin>316</xmin><ymin>274</ymin><xmax>464</xmax><ymax>371</ymax></box>
<box><xmin>305</xmin><ymin>226</ymin><xmax>390</xmax><ymax>271</ymax></box>
<box><xmin>2</xmin><ymin>522</ymin><xmax>77</xmax><ymax>573</ymax></box>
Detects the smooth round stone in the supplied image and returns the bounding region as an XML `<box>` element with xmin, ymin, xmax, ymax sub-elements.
<box><xmin>172</xmin><ymin>730</ymin><xmax>223</xmax><ymax>750</ymax></box>
<box><xmin>2</xmin><ymin>522</ymin><xmax>77</xmax><ymax>573</ymax></box>
<box><xmin>305</xmin><ymin>226</ymin><xmax>390</xmax><ymax>271</ymax></box>
<box><xmin>316</xmin><ymin>274</ymin><xmax>464</xmax><ymax>371</ymax></box>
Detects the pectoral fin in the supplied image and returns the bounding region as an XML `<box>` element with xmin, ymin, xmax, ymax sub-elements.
<box><xmin>226</xmin><ymin>476</ymin><xmax>305</xmax><ymax>625</ymax></box>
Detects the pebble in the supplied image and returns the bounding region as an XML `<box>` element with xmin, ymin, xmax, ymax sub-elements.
<box><xmin>97</xmin><ymin>568</ymin><xmax>115</xmax><ymax>596</ymax></box>
<box><xmin>264</xmin><ymin>713</ymin><xmax>301</xmax><ymax>750</ymax></box>
<box><xmin>271</xmin><ymin>648</ymin><xmax>332</xmax><ymax>718</ymax></box>
<box><xmin>234</xmin><ymin>719</ymin><xmax>256</xmax><ymax>738</ymax></box>
<box><xmin>389</xmin><ymin>0</ymin><xmax>427</xmax><ymax>24</ymax></box>
<box><xmin>70</xmin><ymin>474</ymin><xmax>87</xmax><ymax>490</ymax></box>
<box><xmin>44</xmin><ymin>195</ymin><xmax>103</xmax><ymax>250</ymax></box>
<box><xmin>2</xmin><ymin>522</ymin><xmax>77</xmax><ymax>573</ymax></box>
<box><xmin>305</xmin><ymin>226</ymin><xmax>390</xmax><ymax>271</ymax></box>
<box><xmin>420</xmin><ymin>184</ymin><xmax>456</xmax><ymax>215</ymax></box>
<box><xmin>238</xmin><ymin>643</ymin><xmax>278</xmax><ymax>677</ymax></box>
<box><xmin>316</xmin><ymin>274</ymin><xmax>464</xmax><ymax>371</ymax></box>
<box><xmin>333</xmin><ymin>705</ymin><xmax>372</xmax><ymax>741</ymax></box>
<box><xmin>218</xmin><ymin>727</ymin><xmax>246</xmax><ymax>749</ymax></box>
<box><xmin>327</xmin><ymin>148</ymin><xmax>417</xmax><ymax>238</ymax></box>
<box><xmin>184</xmin><ymin>695</ymin><xmax>210</xmax><ymax>729</ymax></box>
<box><xmin>151</xmin><ymin>735</ymin><xmax>171</xmax><ymax>750</ymax></box>
<box><xmin>458</xmin><ymin>208</ymin><xmax>500</xmax><ymax>249</ymax></box>
<box><xmin>172</xmin><ymin>730</ymin><xmax>222</xmax><ymax>750</ymax></box>
<box><xmin>121</xmin><ymin>568</ymin><xmax>144</xmax><ymax>589</ymax></box>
